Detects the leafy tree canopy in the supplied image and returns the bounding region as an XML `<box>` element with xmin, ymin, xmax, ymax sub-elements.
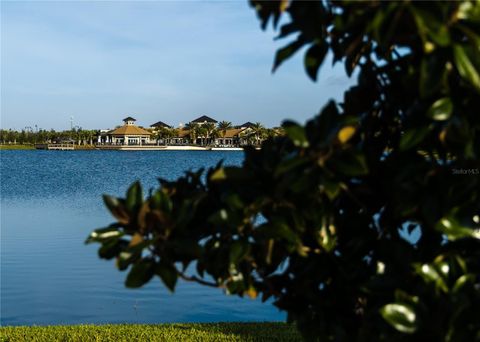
<box><xmin>87</xmin><ymin>1</ymin><xmax>480</xmax><ymax>340</ymax></box>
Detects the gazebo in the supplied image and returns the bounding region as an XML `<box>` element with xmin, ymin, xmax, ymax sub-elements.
<box><xmin>98</xmin><ymin>117</ymin><xmax>152</xmax><ymax>145</ymax></box>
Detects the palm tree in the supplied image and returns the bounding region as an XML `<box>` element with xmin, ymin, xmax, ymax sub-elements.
<box><xmin>154</xmin><ymin>127</ymin><xmax>167</xmax><ymax>145</ymax></box>
<box><xmin>197</xmin><ymin>126</ymin><xmax>208</xmax><ymax>146</ymax></box>
<box><xmin>184</xmin><ymin>124</ymin><xmax>197</xmax><ymax>145</ymax></box>
<box><xmin>217</xmin><ymin>121</ymin><xmax>232</xmax><ymax>140</ymax></box>
<box><xmin>184</xmin><ymin>122</ymin><xmax>196</xmax><ymax>131</ymax></box>
<box><xmin>210</xmin><ymin>128</ymin><xmax>220</xmax><ymax>145</ymax></box>
<box><xmin>251</xmin><ymin>122</ymin><xmax>265</xmax><ymax>146</ymax></box>
<box><xmin>264</xmin><ymin>128</ymin><xmax>281</xmax><ymax>139</ymax></box>
<box><xmin>165</xmin><ymin>128</ymin><xmax>176</xmax><ymax>145</ymax></box>
<box><xmin>203</xmin><ymin>122</ymin><xmax>216</xmax><ymax>146</ymax></box>
<box><xmin>156</xmin><ymin>127</ymin><xmax>175</xmax><ymax>145</ymax></box>
<box><xmin>184</xmin><ymin>122</ymin><xmax>197</xmax><ymax>144</ymax></box>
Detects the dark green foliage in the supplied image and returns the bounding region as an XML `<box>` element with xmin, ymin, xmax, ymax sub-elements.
<box><xmin>87</xmin><ymin>1</ymin><xmax>480</xmax><ymax>341</ymax></box>
<box><xmin>0</xmin><ymin>128</ymin><xmax>97</xmax><ymax>145</ymax></box>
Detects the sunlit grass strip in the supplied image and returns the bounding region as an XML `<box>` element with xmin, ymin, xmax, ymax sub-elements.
<box><xmin>0</xmin><ymin>322</ymin><xmax>301</xmax><ymax>341</ymax></box>
<box><xmin>0</xmin><ymin>144</ymin><xmax>34</xmax><ymax>150</ymax></box>
<box><xmin>74</xmin><ymin>145</ymin><xmax>96</xmax><ymax>150</ymax></box>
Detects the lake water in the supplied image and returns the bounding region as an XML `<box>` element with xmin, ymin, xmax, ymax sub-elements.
<box><xmin>0</xmin><ymin>150</ymin><xmax>285</xmax><ymax>326</ymax></box>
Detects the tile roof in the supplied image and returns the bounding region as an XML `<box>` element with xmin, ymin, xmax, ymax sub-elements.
<box><xmin>222</xmin><ymin>128</ymin><xmax>246</xmax><ymax>138</ymax></box>
<box><xmin>123</xmin><ymin>116</ymin><xmax>136</xmax><ymax>122</ymax></box>
<box><xmin>109</xmin><ymin>125</ymin><xmax>152</xmax><ymax>136</ymax></box>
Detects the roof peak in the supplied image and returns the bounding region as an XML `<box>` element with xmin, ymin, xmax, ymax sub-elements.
<box><xmin>151</xmin><ymin>121</ymin><xmax>172</xmax><ymax>128</ymax></box>
<box><xmin>191</xmin><ymin>115</ymin><xmax>217</xmax><ymax>123</ymax></box>
<box><xmin>123</xmin><ymin>116</ymin><xmax>136</xmax><ymax>122</ymax></box>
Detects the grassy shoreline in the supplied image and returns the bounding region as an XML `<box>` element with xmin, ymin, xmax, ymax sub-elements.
<box><xmin>0</xmin><ymin>322</ymin><xmax>300</xmax><ymax>341</ymax></box>
<box><xmin>0</xmin><ymin>144</ymin><xmax>35</xmax><ymax>150</ymax></box>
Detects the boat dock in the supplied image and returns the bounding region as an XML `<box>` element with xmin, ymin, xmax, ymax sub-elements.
<box><xmin>35</xmin><ymin>143</ymin><xmax>75</xmax><ymax>150</ymax></box>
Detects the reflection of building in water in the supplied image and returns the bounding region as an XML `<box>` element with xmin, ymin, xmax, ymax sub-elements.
<box><xmin>97</xmin><ymin>117</ymin><xmax>152</xmax><ymax>145</ymax></box>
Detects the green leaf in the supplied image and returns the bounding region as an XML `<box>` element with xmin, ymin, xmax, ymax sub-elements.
<box><xmin>380</xmin><ymin>303</ymin><xmax>418</xmax><ymax>334</ymax></box>
<box><xmin>155</xmin><ymin>263</ymin><xmax>178</xmax><ymax>292</ymax></box>
<box><xmin>283</xmin><ymin>122</ymin><xmax>309</xmax><ymax>148</ymax></box>
<box><xmin>210</xmin><ymin>168</ymin><xmax>227</xmax><ymax>181</ymax></box>
<box><xmin>394</xmin><ymin>290</ymin><xmax>419</xmax><ymax>306</ymax></box>
<box><xmin>322</xmin><ymin>180</ymin><xmax>341</xmax><ymax>200</ymax></box>
<box><xmin>329</xmin><ymin>151</ymin><xmax>368</xmax><ymax>176</ymax></box>
<box><xmin>103</xmin><ymin>195</ymin><xmax>130</xmax><ymax>224</ymax></box>
<box><xmin>86</xmin><ymin>225</ymin><xmax>123</xmax><ymax>244</ymax></box>
<box><xmin>453</xmin><ymin>45</ymin><xmax>480</xmax><ymax>92</ymax></box>
<box><xmin>103</xmin><ymin>195</ymin><xmax>120</xmax><ymax>214</ymax></box>
<box><xmin>452</xmin><ymin>274</ymin><xmax>475</xmax><ymax>294</ymax></box>
<box><xmin>435</xmin><ymin>216</ymin><xmax>480</xmax><ymax>240</ymax></box>
<box><xmin>274</xmin><ymin>157</ymin><xmax>309</xmax><ymax>177</ymax></box>
<box><xmin>304</xmin><ymin>42</ymin><xmax>328</xmax><ymax>81</ymax></box>
<box><xmin>457</xmin><ymin>23</ymin><xmax>480</xmax><ymax>48</ymax></box>
<box><xmin>411</xmin><ymin>6</ymin><xmax>450</xmax><ymax>46</ymax></box>
<box><xmin>415</xmin><ymin>263</ymin><xmax>448</xmax><ymax>293</ymax></box>
<box><xmin>399</xmin><ymin>126</ymin><xmax>430</xmax><ymax>151</ymax></box>
<box><xmin>419</xmin><ymin>55</ymin><xmax>446</xmax><ymax>98</ymax></box>
<box><xmin>273</xmin><ymin>37</ymin><xmax>305</xmax><ymax>72</ymax></box>
<box><xmin>126</xmin><ymin>181</ymin><xmax>143</xmax><ymax>213</ymax></box>
<box><xmin>229</xmin><ymin>240</ymin><xmax>250</xmax><ymax>265</ymax></box>
<box><xmin>276</xmin><ymin>22</ymin><xmax>298</xmax><ymax>39</ymax></box>
<box><xmin>427</xmin><ymin>98</ymin><xmax>453</xmax><ymax>121</ymax></box>
<box><xmin>257</xmin><ymin>220</ymin><xmax>300</xmax><ymax>246</ymax></box>
<box><xmin>125</xmin><ymin>260</ymin><xmax>155</xmax><ymax>288</ymax></box>
<box><xmin>226</xmin><ymin>275</ymin><xmax>245</xmax><ymax>295</ymax></box>
<box><xmin>210</xmin><ymin>167</ymin><xmax>249</xmax><ymax>182</ymax></box>
<box><xmin>98</xmin><ymin>239</ymin><xmax>127</xmax><ymax>260</ymax></box>
<box><xmin>117</xmin><ymin>251</ymin><xmax>137</xmax><ymax>271</ymax></box>
<box><xmin>317</xmin><ymin>222</ymin><xmax>336</xmax><ymax>252</ymax></box>
<box><xmin>151</xmin><ymin>190</ymin><xmax>172</xmax><ymax>213</ymax></box>
<box><xmin>225</xmin><ymin>194</ymin><xmax>244</xmax><ymax>210</ymax></box>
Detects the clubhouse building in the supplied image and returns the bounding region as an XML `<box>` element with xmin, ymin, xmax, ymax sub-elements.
<box><xmin>97</xmin><ymin>117</ymin><xmax>152</xmax><ymax>145</ymax></box>
<box><xmin>97</xmin><ymin>115</ymin><xmax>261</xmax><ymax>147</ymax></box>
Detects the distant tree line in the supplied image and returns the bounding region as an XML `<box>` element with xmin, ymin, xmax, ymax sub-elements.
<box><xmin>1</xmin><ymin>122</ymin><xmax>281</xmax><ymax>147</ymax></box>
<box><xmin>0</xmin><ymin>128</ymin><xmax>97</xmax><ymax>145</ymax></box>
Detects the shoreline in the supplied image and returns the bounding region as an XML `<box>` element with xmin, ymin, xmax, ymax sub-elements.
<box><xmin>32</xmin><ymin>144</ymin><xmax>248</xmax><ymax>151</ymax></box>
<box><xmin>1</xmin><ymin>144</ymin><xmax>254</xmax><ymax>151</ymax></box>
<box><xmin>95</xmin><ymin>145</ymin><xmax>243</xmax><ymax>151</ymax></box>
<box><xmin>0</xmin><ymin>144</ymin><xmax>35</xmax><ymax>150</ymax></box>
<box><xmin>101</xmin><ymin>145</ymin><xmax>245</xmax><ymax>151</ymax></box>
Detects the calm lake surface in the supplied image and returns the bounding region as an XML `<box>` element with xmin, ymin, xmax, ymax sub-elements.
<box><xmin>0</xmin><ymin>150</ymin><xmax>285</xmax><ymax>326</ymax></box>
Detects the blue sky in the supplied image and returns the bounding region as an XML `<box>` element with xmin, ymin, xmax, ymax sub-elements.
<box><xmin>1</xmin><ymin>1</ymin><xmax>351</xmax><ymax>131</ymax></box>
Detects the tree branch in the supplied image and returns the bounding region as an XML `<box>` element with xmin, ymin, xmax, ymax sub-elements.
<box><xmin>178</xmin><ymin>272</ymin><xmax>220</xmax><ymax>288</ymax></box>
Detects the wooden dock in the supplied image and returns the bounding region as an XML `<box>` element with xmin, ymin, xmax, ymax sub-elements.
<box><xmin>35</xmin><ymin>143</ymin><xmax>75</xmax><ymax>150</ymax></box>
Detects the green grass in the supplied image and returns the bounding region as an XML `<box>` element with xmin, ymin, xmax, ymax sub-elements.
<box><xmin>0</xmin><ymin>322</ymin><xmax>301</xmax><ymax>341</ymax></box>
<box><xmin>0</xmin><ymin>144</ymin><xmax>34</xmax><ymax>150</ymax></box>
